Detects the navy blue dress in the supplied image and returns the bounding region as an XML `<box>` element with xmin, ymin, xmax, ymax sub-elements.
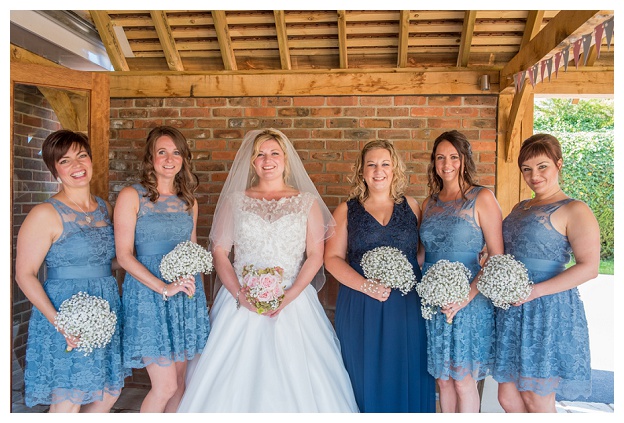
<box><xmin>334</xmin><ymin>198</ymin><xmax>436</xmax><ymax>413</ymax></box>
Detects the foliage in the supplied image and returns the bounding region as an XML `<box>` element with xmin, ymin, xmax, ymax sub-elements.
<box><xmin>533</xmin><ymin>98</ymin><xmax>614</xmax><ymax>260</ymax></box>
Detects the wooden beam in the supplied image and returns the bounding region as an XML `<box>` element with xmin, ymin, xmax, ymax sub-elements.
<box><xmin>520</xmin><ymin>10</ymin><xmax>545</xmax><ymax>49</ymax></box>
<box><xmin>108</xmin><ymin>69</ymin><xmax>501</xmax><ymax>97</ymax></box>
<box><xmin>584</xmin><ymin>44</ymin><xmax>598</xmax><ymax>66</ymax></box>
<box><xmin>89</xmin><ymin>72</ymin><xmax>110</xmax><ymax>200</ymax></box>
<box><xmin>397</xmin><ymin>10</ymin><xmax>410</xmax><ymax>68</ymax></box>
<box><xmin>457</xmin><ymin>10</ymin><xmax>477</xmax><ymax>67</ymax></box>
<box><xmin>273</xmin><ymin>11</ymin><xmax>292</xmax><ymax>70</ymax></box>
<box><xmin>337</xmin><ymin>11</ymin><xmax>348</xmax><ymax>69</ymax></box>
<box><xmin>501</xmin><ymin>10</ymin><xmax>601</xmax><ymax>90</ymax></box>
<box><xmin>505</xmin><ymin>78</ymin><xmax>533</xmax><ymax>162</ymax></box>
<box><xmin>37</xmin><ymin>88</ymin><xmax>83</xmax><ymax>131</ymax></box>
<box><xmin>211</xmin><ymin>10</ymin><xmax>237</xmax><ymax>71</ymax></box>
<box><xmin>150</xmin><ymin>11</ymin><xmax>184</xmax><ymax>71</ymax></box>
<box><xmin>89</xmin><ymin>10</ymin><xmax>130</xmax><ymax>71</ymax></box>
<box><xmin>534</xmin><ymin>67</ymin><xmax>613</xmax><ymax>95</ymax></box>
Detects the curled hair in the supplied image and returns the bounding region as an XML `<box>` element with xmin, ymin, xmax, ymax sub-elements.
<box><xmin>248</xmin><ymin>129</ymin><xmax>292</xmax><ymax>187</ymax></box>
<box><xmin>41</xmin><ymin>129</ymin><xmax>91</xmax><ymax>179</ymax></box>
<box><xmin>140</xmin><ymin>126</ymin><xmax>198</xmax><ymax>211</ymax></box>
<box><xmin>347</xmin><ymin>140</ymin><xmax>407</xmax><ymax>204</ymax></box>
<box><xmin>427</xmin><ymin>130</ymin><xmax>479</xmax><ymax>200</ymax></box>
<box><xmin>518</xmin><ymin>133</ymin><xmax>563</xmax><ymax>170</ymax></box>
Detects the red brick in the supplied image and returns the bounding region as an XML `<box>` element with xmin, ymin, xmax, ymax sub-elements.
<box><xmin>344</xmin><ymin>107</ymin><xmax>375</xmax><ymax>117</ymax></box>
<box><xmin>394</xmin><ymin>96</ymin><xmax>427</xmax><ymax>106</ymax></box>
<box><xmin>377</xmin><ymin>107</ymin><xmax>409</xmax><ymax>117</ymax></box>
<box><xmin>360</xmin><ymin>119</ymin><xmax>391</xmax><ymax>128</ymax></box>
<box><xmin>446</xmin><ymin>107</ymin><xmax>479</xmax><ymax>117</ymax></box>
<box><xmin>245</xmin><ymin>108</ymin><xmax>276</xmax><ymax>117</ymax></box>
<box><xmin>361</xmin><ymin>97</ymin><xmax>393</xmax><ymax>106</ymax></box>
<box><xmin>327</xmin><ymin>97</ymin><xmax>358</xmax><ymax>106</ymax></box>
<box><xmin>429</xmin><ymin>96</ymin><xmax>462</xmax><ymax>106</ymax></box>
<box><xmin>427</xmin><ymin>118</ymin><xmax>462</xmax><ymax>129</ymax></box>
<box><xmin>294</xmin><ymin>97</ymin><xmax>325</xmax><ymax>106</ymax></box>
<box><xmin>411</xmin><ymin>107</ymin><xmax>444</xmax><ymax>117</ymax></box>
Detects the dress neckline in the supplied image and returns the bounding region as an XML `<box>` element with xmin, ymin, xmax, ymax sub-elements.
<box><xmin>359</xmin><ymin>200</ymin><xmax>397</xmax><ymax>228</ymax></box>
<box><xmin>243</xmin><ymin>192</ymin><xmax>303</xmax><ymax>203</ymax></box>
<box><xmin>435</xmin><ymin>186</ymin><xmax>479</xmax><ymax>204</ymax></box>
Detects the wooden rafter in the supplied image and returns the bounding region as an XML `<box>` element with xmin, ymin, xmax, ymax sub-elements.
<box><xmin>211</xmin><ymin>10</ymin><xmax>237</xmax><ymax>71</ymax></box>
<box><xmin>520</xmin><ymin>10</ymin><xmax>545</xmax><ymax>49</ymax></box>
<box><xmin>397</xmin><ymin>10</ymin><xmax>410</xmax><ymax>68</ymax></box>
<box><xmin>89</xmin><ymin>10</ymin><xmax>129</xmax><ymax>71</ymax></box>
<box><xmin>274</xmin><ymin>11</ymin><xmax>292</xmax><ymax>70</ymax></box>
<box><xmin>150</xmin><ymin>11</ymin><xmax>184</xmax><ymax>71</ymax></box>
<box><xmin>456</xmin><ymin>10</ymin><xmax>476</xmax><ymax>67</ymax></box>
<box><xmin>501</xmin><ymin>10</ymin><xmax>602</xmax><ymax>90</ymax></box>
<box><xmin>505</xmin><ymin>78</ymin><xmax>533</xmax><ymax>162</ymax></box>
<box><xmin>337</xmin><ymin>11</ymin><xmax>348</xmax><ymax>69</ymax></box>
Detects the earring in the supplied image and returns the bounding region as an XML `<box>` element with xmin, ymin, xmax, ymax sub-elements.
<box><xmin>56</xmin><ymin>176</ymin><xmax>62</xmax><ymax>184</ymax></box>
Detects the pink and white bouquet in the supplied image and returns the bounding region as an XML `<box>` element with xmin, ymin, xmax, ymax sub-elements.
<box><xmin>242</xmin><ymin>264</ymin><xmax>285</xmax><ymax>314</ymax></box>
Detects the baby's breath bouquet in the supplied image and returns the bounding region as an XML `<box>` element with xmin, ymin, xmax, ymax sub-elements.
<box><xmin>242</xmin><ymin>265</ymin><xmax>285</xmax><ymax>314</ymax></box>
<box><xmin>477</xmin><ymin>254</ymin><xmax>533</xmax><ymax>309</ymax></box>
<box><xmin>360</xmin><ymin>246</ymin><xmax>417</xmax><ymax>295</ymax></box>
<box><xmin>54</xmin><ymin>291</ymin><xmax>117</xmax><ymax>356</ymax></box>
<box><xmin>159</xmin><ymin>241</ymin><xmax>214</xmax><ymax>293</ymax></box>
<box><xmin>415</xmin><ymin>260</ymin><xmax>471</xmax><ymax>321</ymax></box>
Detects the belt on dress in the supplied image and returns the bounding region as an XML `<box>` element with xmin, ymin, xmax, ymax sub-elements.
<box><xmin>135</xmin><ymin>241</ymin><xmax>179</xmax><ymax>257</ymax></box>
<box><xmin>47</xmin><ymin>264</ymin><xmax>112</xmax><ymax>279</ymax></box>
<box><xmin>424</xmin><ymin>251</ymin><xmax>478</xmax><ymax>265</ymax></box>
<box><xmin>514</xmin><ymin>256</ymin><xmax>566</xmax><ymax>274</ymax></box>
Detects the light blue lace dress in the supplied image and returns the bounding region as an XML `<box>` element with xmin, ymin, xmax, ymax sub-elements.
<box><xmin>493</xmin><ymin>198</ymin><xmax>591</xmax><ymax>399</ymax></box>
<box><xmin>419</xmin><ymin>186</ymin><xmax>495</xmax><ymax>381</ymax></box>
<box><xmin>24</xmin><ymin>197</ymin><xmax>128</xmax><ymax>407</ymax></box>
<box><xmin>121</xmin><ymin>184</ymin><xmax>210</xmax><ymax>369</ymax></box>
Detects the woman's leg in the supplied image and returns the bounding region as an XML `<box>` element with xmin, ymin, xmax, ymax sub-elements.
<box><xmin>453</xmin><ymin>374</ymin><xmax>480</xmax><ymax>413</ymax></box>
<box><xmin>497</xmin><ymin>382</ymin><xmax>528</xmax><ymax>413</ymax></box>
<box><xmin>49</xmin><ymin>400</ymin><xmax>81</xmax><ymax>413</ymax></box>
<box><xmin>521</xmin><ymin>390</ymin><xmax>556</xmax><ymax>413</ymax></box>
<box><xmin>80</xmin><ymin>392</ymin><xmax>120</xmax><ymax>413</ymax></box>
<box><xmin>140</xmin><ymin>362</ymin><xmax>178</xmax><ymax>413</ymax></box>
<box><xmin>164</xmin><ymin>360</ymin><xmax>188</xmax><ymax>413</ymax></box>
<box><xmin>437</xmin><ymin>378</ymin><xmax>458</xmax><ymax>412</ymax></box>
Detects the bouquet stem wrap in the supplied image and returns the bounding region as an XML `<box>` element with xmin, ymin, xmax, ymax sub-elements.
<box><xmin>242</xmin><ymin>265</ymin><xmax>285</xmax><ymax>314</ymax></box>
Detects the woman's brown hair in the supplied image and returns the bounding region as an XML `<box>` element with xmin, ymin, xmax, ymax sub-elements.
<box><xmin>41</xmin><ymin>130</ymin><xmax>92</xmax><ymax>179</ymax></box>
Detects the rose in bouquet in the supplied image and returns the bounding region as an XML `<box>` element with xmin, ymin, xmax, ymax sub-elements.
<box><xmin>53</xmin><ymin>291</ymin><xmax>117</xmax><ymax>356</ymax></box>
<box><xmin>360</xmin><ymin>246</ymin><xmax>417</xmax><ymax>296</ymax></box>
<box><xmin>477</xmin><ymin>254</ymin><xmax>533</xmax><ymax>309</ymax></box>
<box><xmin>159</xmin><ymin>241</ymin><xmax>214</xmax><ymax>298</ymax></box>
<box><xmin>242</xmin><ymin>265</ymin><xmax>285</xmax><ymax>314</ymax></box>
<box><xmin>415</xmin><ymin>259</ymin><xmax>471</xmax><ymax>322</ymax></box>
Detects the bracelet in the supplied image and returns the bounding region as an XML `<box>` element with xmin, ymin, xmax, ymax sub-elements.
<box><xmin>360</xmin><ymin>279</ymin><xmax>381</xmax><ymax>295</ymax></box>
<box><xmin>162</xmin><ymin>286</ymin><xmax>169</xmax><ymax>301</ymax></box>
<box><xmin>235</xmin><ymin>287</ymin><xmax>241</xmax><ymax>310</ymax></box>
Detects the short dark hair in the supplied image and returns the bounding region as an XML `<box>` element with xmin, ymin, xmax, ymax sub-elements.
<box><xmin>518</xmin><ymin>133</ymin><xmax>563</xmax><ymax>169</ymax></box>
<box><xmin>41</xmin><ymin>130</ymin><xmax>91</xmax><ymax>178</ymax></box>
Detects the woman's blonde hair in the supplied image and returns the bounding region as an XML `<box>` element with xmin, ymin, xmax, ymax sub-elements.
<box><xmin>347</xmin><ymin>140</ymin><xmax>407</xmax><ymax>204</ymax></box>
<box><xmin>248</xmin><ymin>129</ymin><xmax>292</xmax><ymax>186</ymax></box>
<box><xmin>140</xmin><ymin>126</ymin><xmax>198</xmax><ymax>211</ymax></box>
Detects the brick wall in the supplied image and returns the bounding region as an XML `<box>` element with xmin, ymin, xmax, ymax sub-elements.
<box><xmin>109</xmin><ymin>94</ymin><xmax>498</xmax><ymax>314</ymax></box>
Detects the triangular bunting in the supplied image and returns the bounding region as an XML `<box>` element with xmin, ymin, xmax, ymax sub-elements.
<box><xmin>554</xmin><ymin>52</ymin><xmax>562</xmax><ymax>78</ymax></box>
<box><xmin>528</xmin><ymin>66</ymin><xmax>535</xmax><ymax>87</ymax></box>
<box><xmin>562</xmin><ymin>45</ymin><xmax>571</xmax><ymax>72</ymax></box>
<box><xmin>595</xmin><ymin>23</ymin><xmax>604</xmax><ymax>58</ymax></box>
<box><xmin>546</xmin><ymin>57</ymin><xmax>553</xmax><ymax>81</ymax></box>
<box><xmin>573</xmin><ymin>39</ymin><xmax>582</xmax><ymax>69</ymax></box>
<box><xmin>532</xmin><ymin>63</ymin><xmax>539</xmax><ymax>86</ymax></box>
<box><xmin>604</xmin><ymin>17</ymin><xmax>614</xmax><ymax>50</ymax></box>
<box><xmin>540</xmin><ymin>60</ymin><xmax>547</xmax><ymax>84</ymax></box>
<box><xmin>582</xmin><ymin>33</ymin><xmax>593</xmax><ymax>66</ymax></box>
<box><xmin>520</xmin><ymin>70</ymin><xmax>527</xmax><ymax>91</ymax></box>
<box><xmin>514</xmin><ymin>73</ymin><xmax>519</xmax><ymax>92</ymax></box>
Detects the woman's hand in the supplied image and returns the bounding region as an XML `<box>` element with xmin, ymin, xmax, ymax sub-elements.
<box><xmin>265</xmin><ymin>288</ymin><xmax>297</xmax><ymax>318</ymax></box>
<box><xmin>166</xmin><ymin>276</ymin><xmax>196</xmax><ymax>298</ymax></box>
<box><xmin>360</xmin><ymin>279</ymin><xmax>391</xmax><ymax>302</ymax></box>
<box><xmin>441</xmin><ymin>298</ymin><xmax>470</xmax><ymax>323</ymax></box>
<box><xmin>512</xmin><ymin>285</ymin><xmax>537</xmax><ymax>307</ymax></box>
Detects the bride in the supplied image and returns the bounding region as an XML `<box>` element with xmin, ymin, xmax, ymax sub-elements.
<box><xmin>177</xmin><ymin>129</ymin><xmax>358</xmax><ymax>412</ymax></box>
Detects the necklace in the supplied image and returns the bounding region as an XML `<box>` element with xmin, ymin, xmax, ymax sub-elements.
<box><xmin>522</xmin><ymin>189</ymin><xmax>562</xmax><ymax>211</ymax></box>
<box><xmin>65</xmin><ymin>193</ymin><xmax>93</xmax><ymax>224</ymax></box>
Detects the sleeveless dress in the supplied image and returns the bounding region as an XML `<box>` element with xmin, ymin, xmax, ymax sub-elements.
<box><xmin>121</xmin><ymin>184</ymin><xmax>209</xmax><ymax>369</ymax></box>
<box><xmin>493</xmin><ymin>198</ymin><xmax>591</xmax><ymax>399</ymax></box>
<box><xmin>178</xmin><ymin>192</ymin><xmax>358</xmax><ymax>412</ymax></box>
<box><xmin>419</xmin><ymin>186</ymin><xmax>495</xmax><ymax>381</ymax></box>
<box><xmin>334</xmin><ymin>198</ymin><xmax>436</xmax><ymax>413</ymax></box>
<box><xmin>24</xmin><ymin>197</ymin><xmax>128</xmax><ymax>407</ymax></box>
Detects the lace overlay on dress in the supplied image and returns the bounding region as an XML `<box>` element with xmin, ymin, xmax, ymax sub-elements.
<box><xmin>231</xmin><ymin>192</ymin><xmax>315</xmax><ymax>288</ymax></box>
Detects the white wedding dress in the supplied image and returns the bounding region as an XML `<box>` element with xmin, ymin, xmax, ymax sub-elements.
<box><xmin>178</xmin><ymin>192</ymin><xmax>358</xmax><ymax>412</ymax></box>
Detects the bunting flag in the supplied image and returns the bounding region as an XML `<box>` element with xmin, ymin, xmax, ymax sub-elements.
<box><xmin>582</xmin><ymin>33</ymin><xmax>593</xmax><ymax>66</ymax></box>
<box><xmin>595</xmin><ymin>23</ymin><xmax>604</xmax><ymax>58</ymax></box>
<box><xmin>511</xmin><ymin>17</ymin><xmax>613</xmax><ymax>91</ymax></box>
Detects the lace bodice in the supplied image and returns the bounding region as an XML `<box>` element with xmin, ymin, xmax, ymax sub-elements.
<box><xmin>44</xmin><ymin>196</ymin><xmax>115</xmax><ymax>269</ymax></box>
<box><xmin>132</xmin><ymin>184</ymin><xmax>193</xmax><ymax>250</ymax></box>
<box><xmin>231</xmin><ymin>192</ymin><xmax>315</xmax><ymax>288</ymax></box>
<box><xmin>419</xmin><ymin>187</ymin><xmax>485</xmax><ymax>258</ymax></box>
<box><xmin>503</xmin><ymin>198</ymin><xmax>574</xmax><ymax>265</ymax></box>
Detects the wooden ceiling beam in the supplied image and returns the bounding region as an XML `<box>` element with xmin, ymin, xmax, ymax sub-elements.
<box><xmin>457</xmin><ymin>10</ymin><xmax>477</xmax><ymax>67</ymax></box>
<box><xmin>150</xmin><ymin>11</ymin><xmax>184</xmax><ymax>71</ymax></box>
<box><xmin>501</xmin><ymin>10</ymin><xmax>603</xmax><ymax>90</ymax></box>
<box><xmin>211</xmin><ymin>10</ymin><xmax>237</xmax><ymax>71</ymax></box>
<box><xmin>337</xmin><ymin>10</ymin><xmax>348</xmax><ymax>69</ymax></box>
<box><xmin>89</xmin><ymin>10</ymin><xmax>130</xmax><ymax>71</ymax></box>
<box><xmin>273</xmin><ymin>11</ymin><xmax>292</xmax><ymax>70</ymax></box>
<box><xmin>520</xmin><ymin>10</ymin><xmax>545</xmax><ymax>49</ymax></box>
<box><xmin>397</xmin><ymin>10</ymin><xmax>410</xmax><ymax>68</ymax></box>
<box><xmin>505</xmin><ymin>78</ymin><xmax>533</xmax><ymax>162</ymax></box>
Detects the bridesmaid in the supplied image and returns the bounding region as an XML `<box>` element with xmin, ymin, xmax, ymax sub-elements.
<box><xmin>15</xmin><ymin>130</ymin><xmax>127</xmax><ymax>412</ymax></box>
<box><xmin>494</xmin><ymin>134</ymin><xmax>600</xmax><ymax>412</ymax></box>
<box><xmin>417</xmin><ymin>130</ymin><xmax>503</xmax><ymax>412</ymax></box>
<box><xmin>324</xmin><ymin>139</ymin><xmax>436</xmax><ymax>412</ymax></box>
<box><xmin>115</xmin><ymin>126</ymin><xmax>210</xmax><ymax>412</ymax></box>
